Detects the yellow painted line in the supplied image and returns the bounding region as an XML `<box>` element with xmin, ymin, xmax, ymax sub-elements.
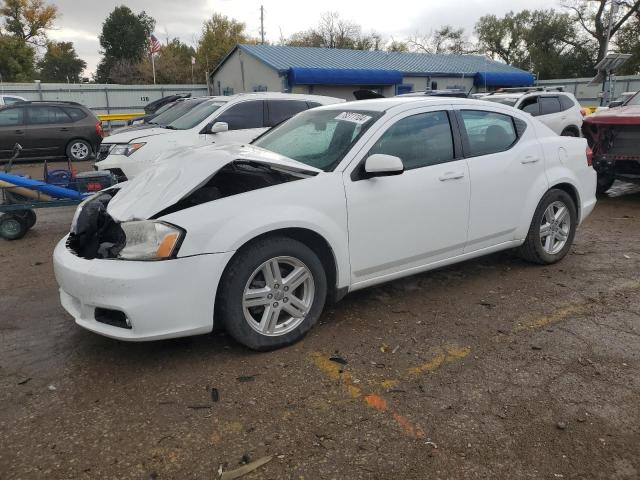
<box><xmin>407</xmin><ymin>344</ymin><xmax>471</xmax><ymax>376</ymax></box>
<box><xmin>97</xmin><ymin>112</ymin><xmax>145</xmax><ymax>121</ymax></box>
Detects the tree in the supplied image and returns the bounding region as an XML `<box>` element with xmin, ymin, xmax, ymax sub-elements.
<box><xmin>476</xmin><ymin>10</ymin><xmax>597</xmax><ymax>79</ymax></box>
<box><xmin>387</xmin><ymin>39</ymin><xmax>409</xmax><ymax>52</ymax></box>
<box><xmin>140</xmin><ymin>38</ymin><xmax>197</xmax><ymax>84</ymax></box>
<box><xmin>196</xmin><ymin>13</ymin><xmax>250</xmax><ymax>75</ymax></box>
<box><xmin>0</xmin><ymin>0</ymin><xmax>56</xmax><ymax>46</ymax></box>
<box><xmin>96</xmin><ymin>6</ymin><xmax>155</xmax><ymax>83</ymax></box>
<box><xmin>0</xmin><ymin>34</ymin><xmax>34</xmax><ymax>80</ymax></box>
<box><xmin>562</xmin><ymin>0</ymin><xmax>640</xmax><ymax>63</ymax></box>
<box><xmin>37</xmin><ymin>41</ymin><xmax>86</xmax><ymax>82</ymax></box>
<box><xmin>408</xmin><ymin>25</ymin><xmax>476</xmax><ymax>55</ymax></box>
<box><xmin>286</xmin><ymin>12</ymin><xmax>382</xmax><ymax>50</ymax></box>
<box><xmin>615</xmin><ymin>13</ymin><xmax>640</xmax><ymax>74</ymax></box>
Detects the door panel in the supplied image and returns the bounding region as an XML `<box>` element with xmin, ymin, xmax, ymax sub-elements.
<box><xmin>0</xmin><ymin>107</ymin><xmax>26</xmax><ymax>159</ymax></box>
<box><xmin>343</xmin><ymin>109</ymin><xmax>470</xmax><ymax>284</ymax></box>
<box><xmin>457</xmin><ymin>108</ymin><xmax>547</xmax><ymax>251</ymax></box>
<box><xmin>25</xmin><ymin>106</ymin><xmax>73</xmax><ymax>157</ymax></box>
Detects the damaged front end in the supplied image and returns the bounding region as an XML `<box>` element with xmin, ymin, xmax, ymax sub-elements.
<box><xmin>582</xmin><ymin>122</ymin><xmax>640</xmax><ymax>187</ymax></box>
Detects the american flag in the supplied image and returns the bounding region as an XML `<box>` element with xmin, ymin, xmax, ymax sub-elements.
<box><xmin>149</xmin><ymin>34</ymin><xmax>161</xmax><ymax>54</ymax></box>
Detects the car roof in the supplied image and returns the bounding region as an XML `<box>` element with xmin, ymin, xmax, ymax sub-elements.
<box><xmin>9</xmin><ymin>100</ymin><xmax>87</xmax><ymax>107</ymax></box>
<box><xmin>312</xmin><ymin>96</ymin><xmax>508</xmax><ymax>113</ymax></box>
<box><xmin>222</xmin><ymin>92</ymin><xmax>343</xmax><ymax>104</ymax></box>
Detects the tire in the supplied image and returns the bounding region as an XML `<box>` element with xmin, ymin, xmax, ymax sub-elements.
<box><xmin>217</xmin><ymin>236</ymin><xmax>327</xmax><ymax>351</ymax></box>
<box><xmin>517</xmin><ymin>189</ymin><xmax>577</xmax><ymax>265</ymax></box>
<box><xmin>560</xmin><ymin>127</ymin><xmax>579</xmax><ymax>137</ymax></box>
<box><xmin>596</xmin><ymin>173</ymin><xmax>615</xmax><ymax>195</ymax></box>
<box><xmin>66</xmin><ymin>139</ymin><xmax>92</xmax><ymax>162</ymax></box>
<box><xmin>16</xmin><ymin>209</ymin><xmax>36</xmax><ymax>229</ymax></box>
<box><xmin>0</xmin><ymin>214</ymin><xmax>28</xmax><ymax>240</ymax></box>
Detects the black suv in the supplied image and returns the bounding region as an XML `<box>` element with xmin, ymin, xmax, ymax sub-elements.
<box><xmin>0</xmin><ymin>101</ymin><xmax>103</xmax><ymax>161</ymax></box>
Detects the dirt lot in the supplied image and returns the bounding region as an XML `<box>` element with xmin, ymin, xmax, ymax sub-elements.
<box><xmin>1</xmin><ymin>164</ymin><xmax>639</xmax><ymax>479</ymax></box>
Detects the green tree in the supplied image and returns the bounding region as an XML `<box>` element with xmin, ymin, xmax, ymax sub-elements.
<box><xmin>615</xmin><ymin>14</ymin><xmax>640</xmax><ymax>74</ymax></box>
<box><xmin>37</xmin><ymin>41</ymin><xmax>86</xmax><ymax>82</ymax></box>
<box><xmin>475</xmin><ymin>10</ymin><xmax>596</xmax><ymax>79</ymax></box>
<box><xmin>140</xmin><ymin>38</ymin><xmax>197</xmax><ymax>84</ymax></box>
<box><xmin>0</xmin><ymin>34</ymin><xmax>34</xmax><ymax>80</ymax></box>
<box><xmin>0</xmin><ymin>0</ymin><xmax>57</xmax><ymax>46</ymax></box>
<box><xmin>386</xmin><ymin>39</ymin><xmax>409</xmax><ymax>52</ymax></box>
<box><xmin>196</xmin><ymin>13</ymin><xmax>250</xmax><ymax>74</ymax></box>
<box><xmin>96</xmin><ymin>5</ymin><xmax>155</xmax><ymax>83</ymax></box>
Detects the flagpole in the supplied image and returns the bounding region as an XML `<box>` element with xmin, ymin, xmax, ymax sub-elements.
<box><xmin>151</xmin><ymin>53</ymin><xmax>156</xmax><ymax>85</ymax></box>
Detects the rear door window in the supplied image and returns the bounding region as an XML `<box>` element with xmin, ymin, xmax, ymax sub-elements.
<box><xmin>459</xmin><ymin>110</ymin><xmax>518</xmax><ymax>157</ymax></box>
<box><xmin>519</xmin><ymin>96</ymin><xmax>540</xmax><ymax>116</ymax></box>
<box><xmin>27</xmin><ymin>106</ymin><xmax>71</xmax><ymax>124</ymax></box>
<box><xmin>558</xmin><ymin>95</ymin><xmax>575</xmax><ymax>111</ymax></box>
<box><xmin>0</xmin><ymin>107</ymin><xmax>24</xmax><ymax>126</ymax></box>
<box><xmin>539</xmin><ymin>97</ymin><xmax>562</xmax><ymax>115</ymax></box>
<box><xmin>266</xmin><ymin>100</ymin><xmax>308</xmax><ymax>127</ymax></box>
<box><xmin>216</xmin><ymin>101</ymin><xmax>265</xmax><ymax>130</ymax></box>
<box><xmin>64</xmin><ymin>107</ymin><xmax>88</xmax><ymax>121</ymax></box>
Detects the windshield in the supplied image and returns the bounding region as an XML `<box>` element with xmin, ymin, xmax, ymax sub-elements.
<box><xmin>482</xmin><ymin>96</ymin><xmax>519</xmax><ymax>107</ymax></box>
<box><xmin>166</xmin><ymin>100</ymin><xmax>226</xmax><ymax>130</ymax></box>
<box><xmin>253</xmin><ymin>109</ymin><xmax>381</xmax><ymax>171</ymax></box>
<box><xmin>624</xmin><ymin>92</ymin><xmax>640</xmax><ymax>106</ymax></box>
<box><xmin>151</xmin><ymin>98</ymin><xmax>207</xmax><ymax>125</ymax></box>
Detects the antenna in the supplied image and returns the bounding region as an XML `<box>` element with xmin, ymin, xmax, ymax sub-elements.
<box><xmin>260</xmin><ymin>5</ymin><xmax>265</xmax><ymax>45</ymax></box>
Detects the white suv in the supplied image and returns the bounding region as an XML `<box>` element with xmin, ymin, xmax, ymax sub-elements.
<box><xmin>481</xmin><ymin>89</ymin><xmax>583</xmax><ymax>136</ymax></box>
<box><xmin>96</xmin><ymin>92</ymin><xmax>343</xmax><ymax>181</ymax></box>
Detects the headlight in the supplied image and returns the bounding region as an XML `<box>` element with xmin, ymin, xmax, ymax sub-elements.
<box><xmin>118</xmin><ymin>221</ymin><xmax>184</xmax><ymax>260</ymax></box>
<box><xmin>111</xmin><ymin>143</ymin><xmax>146</xmax><ymax>156</ymax></box>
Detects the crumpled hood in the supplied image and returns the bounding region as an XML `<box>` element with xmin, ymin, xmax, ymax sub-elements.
<box><xmin>101</xmin><ymin>127</ymin><xmax>174</xmax><ymax>144</ymax></box>
<box><xmin>106</xmin><ymin>143</ymin><xmax>322</xmax><ymax>222</ymax></box>
<box><xmin>585</xmin><ymin>105</ymin><xmax>640</xmax><ymax>125</ymax></box>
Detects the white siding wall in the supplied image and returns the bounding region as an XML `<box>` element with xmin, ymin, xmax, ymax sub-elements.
<box><xmin>211</xmin><ymin>49</ymin><xmax>283</xmax><ymax>95</ymax></box>
<box><xmin>401</xmin><ymin>76</ymin><xmax>475</xmax><ymax>93</ymax></box>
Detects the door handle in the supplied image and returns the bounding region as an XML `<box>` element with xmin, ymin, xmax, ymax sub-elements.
<box><xmin>59</xmin><ymin>128</ymin><xmax>69</xmax><ymax>132</ymax></box>
<box><xmin>439</xmin><ymin>172</ymin><xmax>465</xmax><ymax>181</ymax></box>
<box><xmin>521</xmin><ymin>156</ymin><xmax>540</xmax><ymax>164</ymax></box>
<box><xmin>14</xmin><ymin>129</ymin><xmax>24</xmax><ymax>135</ymax></box>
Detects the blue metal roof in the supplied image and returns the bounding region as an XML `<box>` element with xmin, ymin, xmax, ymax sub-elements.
<box><xmin>475</xmin><ymin>71</ymin><xmax>534</xmax><ymax>87</ymax></box>
<box><xmin>289</xmin><ymin>68</ymin><xmax>403</xmax><ymax>85</ymax></box>
<box><xmin>235</xmin><ymin>44</ymin><xmax>530</xmax><ymax>78</ymax></box>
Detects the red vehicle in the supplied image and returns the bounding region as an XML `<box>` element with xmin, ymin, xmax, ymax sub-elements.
<box><xmin>582</xmin><ymin>91</ymin><xmax>640</xmax><ymax>193</ymax></box>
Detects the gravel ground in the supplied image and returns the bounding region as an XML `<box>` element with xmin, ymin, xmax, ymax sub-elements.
<box><xmin>1</xmin><ymin>165</ymin><xmax>639</xmax><ymax>479</ymax></box>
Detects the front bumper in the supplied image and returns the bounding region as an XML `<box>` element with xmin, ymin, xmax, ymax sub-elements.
<box><xmin>53</xmin><ymin>236</ymin><xmax>234</xmax><ymax>341</ymax></box>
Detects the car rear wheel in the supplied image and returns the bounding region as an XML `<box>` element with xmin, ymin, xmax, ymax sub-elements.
<box><xmin>517</xmin><ymin>189</ymin><xmax>577</xmax><ymax>265</ymax></box>
<box><xmin>218</xmin><ymin>236</ymin><xmax>327</xmax><ymax>351</ymax></box>
<box><xmin>0</xmin><ymin>214</ymin><xmax>28</xmax><ymax>240</ymax></box>
<box><xmin>66</xmin><ymin>139</ymin><xmax>92</xmax><ymax>161</ymax></box>
<box><xmin>560</xmin><ymin>127</ymin><xmax>579</xmax><ymax>137</ymax></box>
<box><xmin>596</xmin><ymin>173</ymin><xmax>615</xmax><ymax>194</ymax></box>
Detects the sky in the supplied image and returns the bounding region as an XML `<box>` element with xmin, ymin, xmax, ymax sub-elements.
<box><xmin>46</xmin><ymin>0</ymin><xmax>560</xmax><ymax>75</ymax></box>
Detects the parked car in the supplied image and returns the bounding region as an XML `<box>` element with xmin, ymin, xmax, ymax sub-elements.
<box><xmin>95</xmin><ymin>93</ymin><xmax>344</xmax><ymax>181</ymax></box>
<box><xmin>143</xmin><ymin>93</ymin><xmax>191</xmax><ymax>115</ymax></box>
<box><xmin>594</xmin><ymin>91</ymin><xmax>637</xmax><ymax>112</ymax></box>
<box><xmin>398</xmin><ymin>89</ymin><xmax>468</xmax><ymax>98</ymax></box>
<box><xmin>0</xmin><ymin>94</ymin><xmax>26</xmax><ymax>106</ymax></box>
<box><xmin>114</xmin><ymin>97</ymin><xmax>210</xmax><ymax>133</ymax></box>
<box><xmin>481</xmin><ymin>89</ymin><xmax>583</xmax><ymax>136</ymax></box>
<box><xmin>0</xmin><ymin>101</ymin><xmax>103</xmax><ymax>161</ymax></box>
<box><xmin>582</xmin><ymin>91</ymin><xmax>640</xmax><ymax>193</ymax></box>
<box><xmin>54</xmin><ymin>97</ymin><xmax>596</xmax><ymax>350</ymax></box>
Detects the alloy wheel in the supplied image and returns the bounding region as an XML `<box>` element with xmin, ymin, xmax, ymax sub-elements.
<box><xmin>70</xmin><ymin>142</ymin><xmax>89</xmax><ymax>160</ymax></box>
<box><xmin>242</xmin><ymin>256</ymin><xmax>315</xmax><ymax>336</ymax></box>
<box><xmin>540</xmin><ymin>200</ymin><xmax>571</xmax><ymax>255</ymax></box>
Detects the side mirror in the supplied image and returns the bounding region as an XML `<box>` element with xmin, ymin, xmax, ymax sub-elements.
<box><xmin>208</xmin><ymin>121</ymin><xmax>228</xmax><ymax>134</ymax></box>
<box><xmin>608</xmin><ymin>100</ymin><xmax>623</xmax><ymax>108</ymax></box>
<box><xmin>364</xmin><ymin>154</ymin><xmax>404</xmax><ymax>177</ymax></box>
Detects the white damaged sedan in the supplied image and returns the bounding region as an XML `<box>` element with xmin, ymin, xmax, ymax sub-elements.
<box><xmin>54</xmin><ymin>98</ymin><xmax>596</xmax><ymax>350</ymax></box>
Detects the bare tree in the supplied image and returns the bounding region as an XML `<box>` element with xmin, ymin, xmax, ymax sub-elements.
<box><xmin>408</xmin><ymin>25</ymin><xmax>476</xmax><ymax>55</ymax></box>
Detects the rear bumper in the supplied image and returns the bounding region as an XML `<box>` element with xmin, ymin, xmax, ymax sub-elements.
<box><xmin>53</xmin><ymin>236</ymin><xmax>234</xmax><ymax>341</ymax></box>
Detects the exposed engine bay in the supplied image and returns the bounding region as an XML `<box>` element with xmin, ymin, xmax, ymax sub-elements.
<box><xmin>582</xmin><ymin>124</ymin><xmax>640</xmax><ymax>188</ymax></box>
<box><xmin>66</xmin><ymin>160</ymin><xmax>311</xmax><ymax>259</ymax></box>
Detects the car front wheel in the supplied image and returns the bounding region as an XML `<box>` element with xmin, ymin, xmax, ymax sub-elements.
<box><xmin>66</xmin><ymin>139</ymin><xmax>92</xmax><ymax>161</ymax></box>
<box><xmin>517</xmin><ymin>189</ymin><xmax>577</xmax><ymax>265</ymax></box>
<box><xmin>217</xmin><ymin>236</ymin><xmax>327</xmax><ymax>350</ymax></box>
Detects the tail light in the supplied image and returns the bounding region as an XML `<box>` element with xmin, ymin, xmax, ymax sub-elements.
<box><xmin>586</xmin><ymin>146</ymin><xmax>593</xmax><ymax>167</ymax></box>
<box><xmin>579</xmin><ymin>108</ymin><xmax>588</xmax><ymax>117</ymax></box>
<box><xmin>96</xmin><ymin>121</ymin><xmax>104</xmax><ymax>138</ymax></box>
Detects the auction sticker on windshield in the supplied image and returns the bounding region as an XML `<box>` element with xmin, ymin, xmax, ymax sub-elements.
<box><xmin>335</xmin><ymin>112</ymin><xmax>373</xmax><ymax>125</ymax></box>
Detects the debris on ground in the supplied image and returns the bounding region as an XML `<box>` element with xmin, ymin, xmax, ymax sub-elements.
<box><xmin>17</xmin><ymin>377</ymin><xmax>31</xmax><ymax>385</ymax></box>
<box><xmin>329</xmin><ymin>355</ymin><xmax>348</xmax><ymax>365</ymax></box>
<box><xmin>479</xmin><ymin>301</ymin><xmax>496</xmax><ymax>309</ymax></box>
<box><xmin>47</xmin><ymin>385</ymin><xmax>56</xmax><ymax>391</ymax></box>
<box><xmin>211</xmin><ymin>388</ymin><xmax>220</xmax><ymax>402</ymax></box>
<box><xmin>236</xmin><ymin>375</ymin><xmax>256</xmax><ymax>383</ymax></box>
<box><xmin>186</xmin><ymin>405</ymin><xmax>212</xmax><ymax>410</ymax></box>
<box><xmin>219</xmin><ymin>456</ymin><xmax>272</xmax><ymax>480</ymax></box>
<box><xmin>556</xmin><ymin>421</ymin><xmax>567</xmax><ymax>430</ymax></box>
